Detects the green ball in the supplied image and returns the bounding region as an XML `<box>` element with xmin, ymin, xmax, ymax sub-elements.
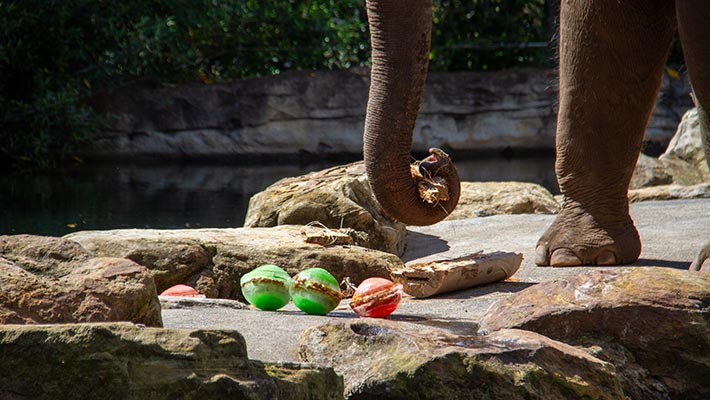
<box><xmin>290</xmin><ymin>267</ymin><xmax>341</xmax><ymax>315</ymax></box>
<box><xmin>240</xmin><ymin>264</ymin><xmax>292</xmax><ymax>311</ymax></box>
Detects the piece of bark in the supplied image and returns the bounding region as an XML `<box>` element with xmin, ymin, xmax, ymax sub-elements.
<box><xmin>391</xmin><ymin>251</ymin><xmax>523</xmax><ymax>298</ymax></box>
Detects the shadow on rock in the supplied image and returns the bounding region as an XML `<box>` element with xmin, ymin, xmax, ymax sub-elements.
<box><xmin>418</xmin><ymin>280</ymin><xmax>537</xmax><ymax>300</ymax></box>
<box><xmin>400</xmin><ymin>230</ymin><xmax>451</xmax><ymax>262</ymax></box>
<box><xmin>634</xmin><ymin>258</ymin><xmax>691</xmax><ymax>269</ymax></box>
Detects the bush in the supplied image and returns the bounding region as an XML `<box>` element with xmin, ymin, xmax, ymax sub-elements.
<box><xmin>431</xmin><ymin>0</ymin><xmax>551</xmax><ymax>71</ymax></box>
<box><xmin>1</xmin><ymin>0</ymin><xmax>552</xmax><ymax>167</ymax></box>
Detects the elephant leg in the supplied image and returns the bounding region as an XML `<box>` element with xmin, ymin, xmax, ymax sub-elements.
<box><xmin>535</xmin><ymin>1</ymin><xmax>677</xmax><ymax>266</ymax></box>
<box><xmin>677</xmin><ymin>0</ymin><xmax>710</xmax><ymax>272</ymax></box>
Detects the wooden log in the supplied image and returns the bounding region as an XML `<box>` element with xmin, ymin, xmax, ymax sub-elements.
<box><xmin>391</xmin><ymin>251</ymin><xmax>523</xmax><ymax>298</ymax></box>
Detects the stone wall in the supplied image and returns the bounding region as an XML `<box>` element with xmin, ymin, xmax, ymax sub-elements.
<box><xmin>87</xmin><ymin>68</ymin><xmax>693</xmax><ymax>161</ymax></box>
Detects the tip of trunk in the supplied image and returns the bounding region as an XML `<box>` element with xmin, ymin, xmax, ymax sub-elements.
<box><xmin>366</xmin><ymin>148</ymin><xmax>460</xmax><ymax>226</ymax></box>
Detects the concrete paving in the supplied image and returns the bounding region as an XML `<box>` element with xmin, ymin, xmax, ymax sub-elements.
<box><xmin>162</xmin><ymin>198</ymin><xmax>710</xmax><ymax>362</ymax></box>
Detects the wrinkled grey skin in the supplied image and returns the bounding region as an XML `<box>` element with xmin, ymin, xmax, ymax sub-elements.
<box><xmin>362</xmin><ymin>0</ymin><xmax>710</xmax><ymax>270</ymax></box>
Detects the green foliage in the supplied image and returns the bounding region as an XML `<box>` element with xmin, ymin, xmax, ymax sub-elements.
<box><xmin>430</xmin><ymin>0</ymin><xmax>551</xmax><ymax>71</ymax></box>
<box><xmin>0</xmin><ymin>0</ymin><xmax>369</xmax><ymax>166</ymax></box>
<box><xmin>1</xmin><ymin>0</ymin><xmax>552</xmax><ymax>167</ymax></box>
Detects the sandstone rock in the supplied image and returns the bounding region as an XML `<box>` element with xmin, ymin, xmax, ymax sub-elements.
<box><xmin>159</xmin><ymin>296</ymin><xmax>249</xmax><ymax>310</ymax></box>
<box><xmin>628</xmin><ymin>183</ymin><xmax>710</xmax><ymax>203</ymax></box>
<box><xmin>0</xmin><ymin>234</ymin><xmax>91</xmax><ymax>278</ymax></box>
<box><xmin>631</xmin><ymin>153</ymin><xmax>706</xmax><ymax>191</ymax></box>
<box><xmin>66</xmin><ymin>226</ymin><xmax>403</xmax><ymax>300</ymax></box>
<box><xmin>659</xmin><ymin>157</ymin><xmax>708</xmax><ymax>186</ymax></box>
<box><xmin>86</xmin><ymin>69</ymin><xmax>690</xmax><ymax>161</ymax></box>
<box><xmin>416</xmin><ymin>69</ymin><xmax>557</xmax><ymax>152</ymax></box>
<box><xmin>478</xmin><ymin>267</ymin><xmax>710</xmax><ymax>400</ymax></box>
<box><xmin>0</xmin><ymin>323</ymin><xmax>343</xmax><ymax>400</ymax></box>
<box><xmin>245</xmin><ymin>163</ymin><xmax>561</xmax><ymax>255</ymax></box>
<box><xmin>631</xmin><ymin>107</ymin><xmax>709</xmax><ymax>190</ymax></box>
<box><xmin>61</xmin><ymin>232</ymin><xmax>211</xmax><ymax>293</ymax></box>
<box><xmin>244</xmin><ymin>162</ymin><xmax>406</xmax><ymax>256</ymax></box>
<box><xmin>630</xmin><ymin>153</ymin><xmax>674</xmax><ymax>190</ymax></box>
<box><xmin>447</xmin><ymin>181</ymin><xmax>560</xmax><ymax>219</ymax></box>
<box><xmin>0</xmin><ymin>235</ymin><xmax>161</xmax><ymax>326</ymax></box>
<box><xmin>299</xmin><ymin>320</ymin><xmax>623</xmax><ymax>399</ymax></box>
<box><xmin>657</xmin><ymin>107</ymin><xmax>710</xmax><ymax>186</ymax></box>
<box><xmin>661</xmin><ymin>107</ymin><xmax>710</xmax><ymax>175</ymax></box>
<box><xmin>88</xmin><ymin>70</ymin><xmax>371</xmax><ymax>160</ymax></box>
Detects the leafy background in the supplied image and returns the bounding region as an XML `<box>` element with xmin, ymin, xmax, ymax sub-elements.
<box><xmin>0</xmin><ymin>0</ymin><xmax>582</xmax><ymax>167</ymax></box>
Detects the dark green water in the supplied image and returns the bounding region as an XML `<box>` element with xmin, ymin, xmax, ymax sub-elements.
<box><xmin>0</xmin><ymin>157</ymin><xmax>557</xmax><ymax>237</ymax></box>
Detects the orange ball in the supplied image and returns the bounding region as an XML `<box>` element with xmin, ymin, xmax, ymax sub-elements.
<box><xmin>350</xmin><ymin>277</ymin><xmax>403</xmax><ymax>318</ymax></box>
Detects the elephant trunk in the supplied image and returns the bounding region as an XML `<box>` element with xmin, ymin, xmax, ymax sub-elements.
<box><xmin>363</xmin><ymin>0</ymin><xmax>460</xmax><ymax>226</ymax></box>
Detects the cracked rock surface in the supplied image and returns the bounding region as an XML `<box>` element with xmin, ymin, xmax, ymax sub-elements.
<box><xmin>478</xmin><ymin>267</ymin><xmax>710</xmax><ymax>400</ymax></box>
<box><xmin>0</xmin><ymin>322</ymin><xmax>342</xmax><ymax>400</ymax></box>
<box><xmin>0</xmin><ymin>235</ymin><xmax>161</xmax><ymax>326</ymax></box>
<box><xmin>299</xmin><ymin>320</ymin><xmax>624</xmax><ymax>400</ymax></box>
<box><xmin>66</xmin><ymin>225</ymin><xmax>403</xmax><ymax>300</ymax></box>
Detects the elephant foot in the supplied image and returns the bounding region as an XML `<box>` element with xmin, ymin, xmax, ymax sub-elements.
<box><xmin>689</xmin><ymin>241</ymin><xmax>710</xmax><ymax>272</ymax></box>
<box><xmin>534</xmin><ymin>200</ymin><xmax>641</xmax><ymax>267</ymax></box>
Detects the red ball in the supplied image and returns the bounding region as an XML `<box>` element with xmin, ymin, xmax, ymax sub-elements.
<box><xmin>350</xmin><ymin>277</ymin><xmax>403</xmax><ymax>318</ymax></box>
<box><xmin>160</xmin><ymin>284</ymin><xmax>204</xmax><ymax>298</ymax></box>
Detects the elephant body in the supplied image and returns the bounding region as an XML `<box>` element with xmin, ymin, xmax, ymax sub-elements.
<box><xmin>363</xmin><ymin>0</ymin><xmax>710</xmax><ymax>270</ymax></box>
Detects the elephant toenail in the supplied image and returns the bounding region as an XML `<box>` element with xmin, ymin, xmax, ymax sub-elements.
<box><xmin>550</xmin><ymin>248</ymin><xmax>583</xmax><ymax>267</ymax></box>
<box><xmin>535</xmin><ymin>245</ymin><xmax>550</xmax><ymax>266</ymax></box>
<box><xmin>596</xmin><ymin>251</ymin><xmax>617</xmax><ymax>265</ymax></box>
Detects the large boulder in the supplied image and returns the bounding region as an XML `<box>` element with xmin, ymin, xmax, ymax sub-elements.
<box><xmin>0</xmin><ymin>233</ymin><xmax>91</xmax><ymax>277</ymax></box>
<box><xmin>299</xmin><ymin>320</ymin><xmax>623</xmax><ymax>399</ymax></box>
<box><xmin>66</xmin><ymin>226</ymin><xmax>403</xmax><ymax>300</ymax></box>
<box><xmin>0</xmin><ymin>235</ymin><xmax>161</xmax><ymax>326</ymax></box>
<box><xmin>478</xmin><ymin>267</ymin><xmax>710</xmax><ymax>400</ymax></box>
<box><xmin>631</xmin><ymin>107</ymin><xmax>710</xmax><ymax>190</ymax></box>
<box><xmin>244</xmin><ymin>162</ymin><xmax>407</xmax><ymax>256</ymax></box>
<box><xmin>661</xmin><ymin>107</ymin><xmax>710</xmax><ymax>176</ymax></box>
<box><xmin>447</xmin><ymin>181</ymin><xmax>559</xmax><ymax>219</ymax></box>
<box><xmin>0</xmin><ymin>323</ymin><xmax>343</xmax><ymax>400</ymax></box>
<box><xmin>629</xmin><ymin>182</ymin><xmax>710</xmax><ymax>203</ymax></box>
<box><xmin>245</xmin><ymin>162</ymin><xmax>560</xmax><ymax>256</ymax></box>
<box><xmin>658</xmin><ymin>157</ymin><xmax>708</xmax><ymax>187</ymax></box>
<box><xmin>630</xmin><ymin>153</ymin><xmax>675</xmax><ymax>190</ymax></box>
